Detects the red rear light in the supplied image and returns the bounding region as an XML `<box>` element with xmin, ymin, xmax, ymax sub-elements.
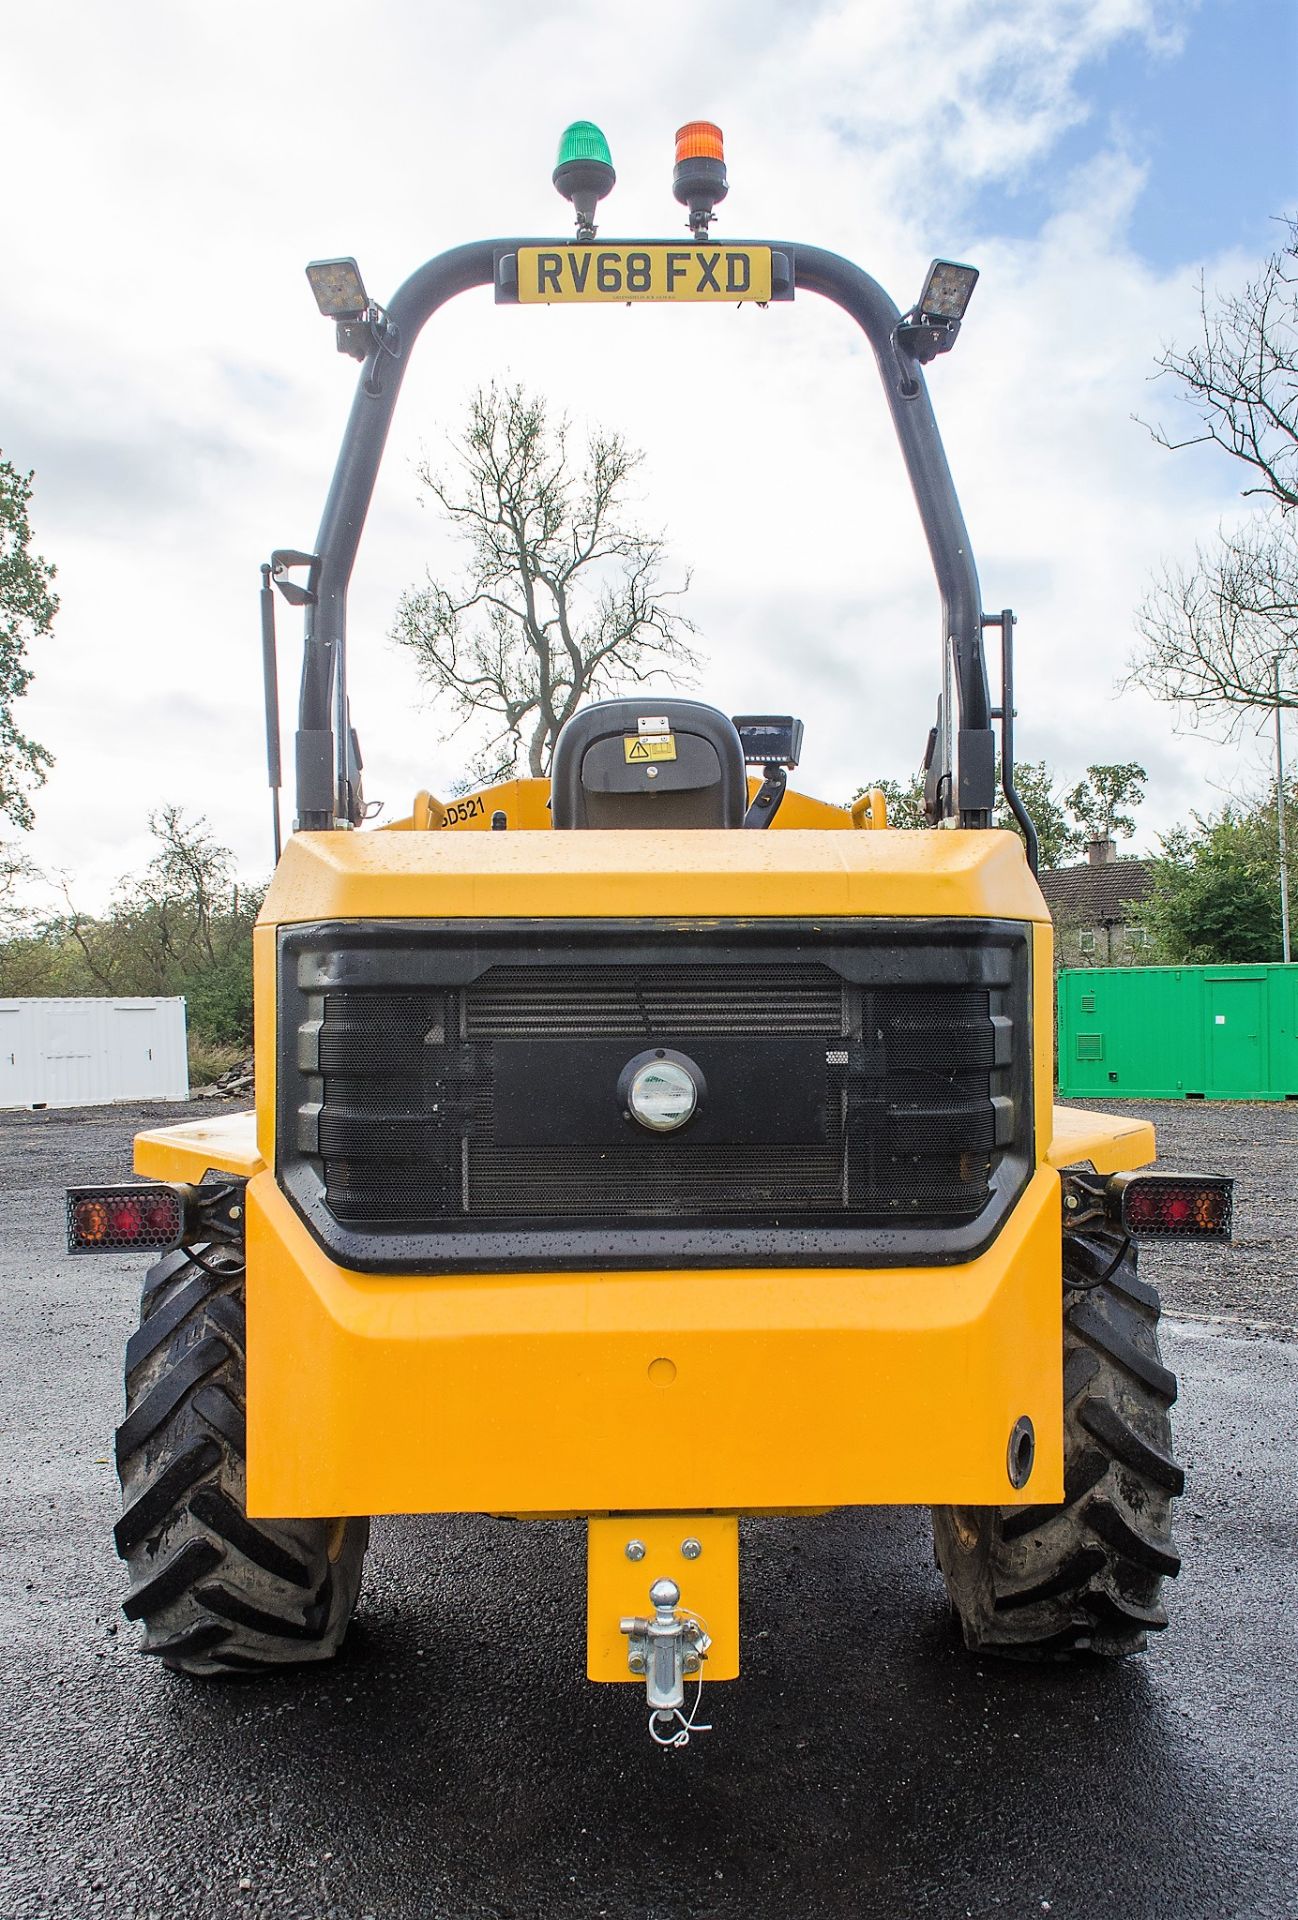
<box><xmin>140</xmin><ymin>1194</ymin><xmax>180</xmax><ymax>1235</ymax></box>
<box><xmin>1115</xmin><ymin>1175</ymin><xmax>1232</xmax><ymax>1241</ymax></box>
<box><xmin>67</xmin><ymin>1186</ymin><xmax>185</xmax><ymax>1253</ymax></box>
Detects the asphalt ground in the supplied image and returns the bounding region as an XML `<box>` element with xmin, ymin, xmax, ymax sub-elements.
<box><xmin>1</xmin><ymin>1098</ymin><xmax>1295</xmax><ymax>1920</ymax></box>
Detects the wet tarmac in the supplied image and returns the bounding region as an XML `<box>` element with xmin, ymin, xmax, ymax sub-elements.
<box><xmin>1</xmin><ymin>1101</ymin><xmax>1295</xmax><ymax>1919</ymax></box>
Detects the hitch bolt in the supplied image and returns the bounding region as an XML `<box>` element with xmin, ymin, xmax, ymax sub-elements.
<box><xmin>681</xmin><ymin>1537</ymin><xmax>702</xmax><ymax>1560</ymax></box>
<box><xmin>229</xmin><ymin>1204</ymin><xmax>243</xmax><ymax>1220</ymax></box>
<box><xmin>625</xmin><ymin>1539</ymin><xmax>646</xmax><ymax>1562</ymax></box>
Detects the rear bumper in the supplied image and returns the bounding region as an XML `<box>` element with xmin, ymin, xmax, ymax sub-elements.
<box><xmin>244</xmin><ymin>1166</ymin><xmax>1063</xmax><ymax>1518</ymax></box>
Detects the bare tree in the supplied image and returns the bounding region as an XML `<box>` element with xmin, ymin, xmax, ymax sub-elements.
<box><xmin>1141</xmin><ymin>219</ymin><xmax>1297</xmax><ymax>509</ymax></box>
<box><xmin>1131</xmin><ymin>518</ymin><xmax>1297</xmax><ymax>733</ymax></box>
<box><xmin>1128</xmin><ymin>217</ymin><xmax>1297</xmax><ymax>732</ymax></box>
<box><xmin>392</xmin><ymin>383</ymin><xmax>699</xmax><ymax>782</ymax></box>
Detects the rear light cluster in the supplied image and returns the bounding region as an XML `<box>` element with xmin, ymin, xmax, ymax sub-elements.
<box><xmin>67</xmin><ymin>1186</ymin><xmax>185</xmax><ymax>1253</ymax></box>
<box><xmin>1114</xmin><ymin>1174</ymin><xmax>1232</xmax><ymax>1241</ymax></box>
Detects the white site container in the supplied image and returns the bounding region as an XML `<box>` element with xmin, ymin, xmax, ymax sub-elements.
<box><xmin>0</xmin><ymin>997</ymin><xmax>189</xmax><ymax>1110</ymax></box>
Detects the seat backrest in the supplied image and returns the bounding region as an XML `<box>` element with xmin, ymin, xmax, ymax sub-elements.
<box><xmin>551</xmin><ymin>698</ymin><xmax>748</xmax><ymax>830</ymax></box>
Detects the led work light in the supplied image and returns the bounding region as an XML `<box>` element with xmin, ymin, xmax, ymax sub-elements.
<box><xmin>896</xmin><ymin>258</ymin><xmax>980</xmax><ymax>367</ymax></box>
<box><xmin>918</xmin><ymin>259</ymin><xmax>979</xmax><ymax>324</ymax></box>
<box><xmin>619</xmin><ymin>1049</ymin><xmax>704</xmax><ymax>1134</ymax></box>
<box><xmin>305</xmin><ymin>257</ymin><xmax>399</xmax><ymax>365</ymax></box>
<box><xmin>305</xmin><ymin>257</ymin><xmax>369</xmax><ymax>320</ymax></box>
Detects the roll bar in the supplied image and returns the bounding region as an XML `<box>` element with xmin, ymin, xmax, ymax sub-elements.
<box><xmin>293</xmin><ymin>239</ymin><xmax>996</xmax><ymax>831</ymax></box>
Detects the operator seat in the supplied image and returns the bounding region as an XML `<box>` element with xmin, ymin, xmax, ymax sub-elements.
<box><xmin>551</xmin><ymin>698</ymin><xmax>748</xmax><ymax>829</ymax></box>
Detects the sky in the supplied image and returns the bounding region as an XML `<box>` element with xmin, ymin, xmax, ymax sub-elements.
<box><xmin>2</xmin><ymin>0</ymin><xmax>1296</xmax><ymax>909</ymax></box>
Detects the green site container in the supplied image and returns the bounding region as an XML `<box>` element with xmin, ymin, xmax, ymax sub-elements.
<box><xmin>1057</xmin><ymin>964</ymin><xmax>1298</xmax><ymax>1101</ymax></box>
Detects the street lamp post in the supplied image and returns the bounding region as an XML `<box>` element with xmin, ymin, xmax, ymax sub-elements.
<box><xmin>1277</xmin><ymin>655</ymin><xmax>1291</xmax><ymax>965</ymax></box>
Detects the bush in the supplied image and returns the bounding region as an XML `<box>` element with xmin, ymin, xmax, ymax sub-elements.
<box><xmin>1138</xmin><ymin>783</ymin><xmax>1297</xmax><ymax>965</ymax></box>
<box><xmin>187</xmin><ymin>1037</ymin><xmax>245</xmax><ymax>1088</ymax></box>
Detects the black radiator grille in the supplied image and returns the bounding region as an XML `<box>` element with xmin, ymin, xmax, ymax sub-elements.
<box><xmin>307</xmin><ymin>964</ymin><xmax>1006</xmax><ymax>1228</ymax></box>
<box><xmin>465</xmin><ymin>964</ymin><xmax>843</xmax><ymax>1037</ymax></box>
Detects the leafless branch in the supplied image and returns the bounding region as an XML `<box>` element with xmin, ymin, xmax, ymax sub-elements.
<box><xmin>392</xmin><ymin>382</ymin><xmax>698</xmax><ymax>778</ymax></box>
<box><xmin>1130</xmin><ymin>216</ymin><xmax>1298</xmax><ymax>732</ymax></box>
<box><xmin>1138</xmin><ymin>219</ymin><xmax>1297</xmax><ymax>512</ymax></box>
<box><xmin>1127</xmin><ymin>518</ymin><xmax>1298</xmax><ymax>737</ymax></box>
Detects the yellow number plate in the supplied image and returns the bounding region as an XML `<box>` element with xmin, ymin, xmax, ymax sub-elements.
<box><xmin>517</xmin><ymin>244</ymin><xmax>772</xmax><ymax>304</ymax></box>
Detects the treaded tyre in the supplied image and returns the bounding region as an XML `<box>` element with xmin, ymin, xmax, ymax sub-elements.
<box><xmin>932</xmin><ymin>1221</ymin><xmax>1183</xmax><ymax>1659</ymax></box>
<box><xmin>114</xmin><ymin>1245</ymin><xmax>369</xmax><ymax>1676</ymax></box>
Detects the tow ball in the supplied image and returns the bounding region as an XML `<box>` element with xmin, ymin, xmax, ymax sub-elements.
<box><xmin>620</xmin><ymin>1576</ymin><xmax>713</xmax><ymax>1746</ymax></box>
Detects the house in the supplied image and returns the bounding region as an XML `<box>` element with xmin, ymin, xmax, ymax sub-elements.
<box><xmin>1038</xmin><ymin>838</ymin><xmax>1153</xmax><ymax>967</ymax></box>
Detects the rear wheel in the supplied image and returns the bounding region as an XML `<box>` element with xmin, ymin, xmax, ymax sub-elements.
<box><xmin>115</xmin><ymin>1246</ymin><xmax>369</xmax><ymax>1675</ymax></box>
<box><xmin>932</xmin><ymin>1222</ymin><xmax>1182</xmax><ymax>1658</ymax></box>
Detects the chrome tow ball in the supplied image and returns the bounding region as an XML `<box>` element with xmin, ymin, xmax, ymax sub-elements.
<box><xmin>620</xmin><ymin>1577</ymin><xmax>713</xmax><ymax>1743</ymax></box>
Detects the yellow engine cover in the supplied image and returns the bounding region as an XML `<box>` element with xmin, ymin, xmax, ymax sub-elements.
<box><xmin>238</xmin><ymin>1164</ymin><xmax>1063</xmax><ymax>1517</ymax></box>
<box><xmin>125</xmin><ymin>819</ymin><xmax>1161</xmax><ymax>1529</ymax></box>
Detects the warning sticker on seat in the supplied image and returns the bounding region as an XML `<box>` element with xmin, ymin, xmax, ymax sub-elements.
<box><xmin>624</xmin><ymin>734</ymin><xmax>677</xmax><ymax>763</ymax></box>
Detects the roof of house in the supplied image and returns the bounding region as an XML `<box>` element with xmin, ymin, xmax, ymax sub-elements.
<box><xmin>1038</xmin><ymin>856</ymin><xmax>1153</xmax><ymax>925</ymax></box>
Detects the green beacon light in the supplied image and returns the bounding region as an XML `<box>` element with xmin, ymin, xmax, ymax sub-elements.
<box><xmin>553</xmin><ymin>121</ymin><xmax>615</xmax><ymax>240</ymax></box>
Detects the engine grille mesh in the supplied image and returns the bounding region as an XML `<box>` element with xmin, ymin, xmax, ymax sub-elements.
<box><xmin>311</xmin><ymin>962</ymin><xmax>1004</xmax><ymax>1229</ymax></box>
<box><xmin>465</xmin><ymin>964</ymin><xmax>843</xmax><ymax>1037</ymax></box>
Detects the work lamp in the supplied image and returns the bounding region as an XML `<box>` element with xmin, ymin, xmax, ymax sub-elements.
<box><xmin>917</xmin><ymin>259</ymin><xmax>979</xmax><ymax>324</ymax></box>
<box><xmin>896</xmin><ymin>258</ymin><xmax>981</xmax><ymax>365</ymax></box>
<box><xmin>628</xmin><ymin>1059</ymin><xmax>697</xmax><ymax>1132</ymax></box>
<box><xmin>619</xmin><ymin>1049</ymin><xmax>703</xmax><ymax>1133</ymax></box>
<box><xmin>305</xmin><ymin>257</ymin><xmax>370</xmax><ymax>321</ymax></box>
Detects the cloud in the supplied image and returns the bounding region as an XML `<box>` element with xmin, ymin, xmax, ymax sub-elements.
<box><xmin>0</xmin><ymin>0</ymin><xmax>1283</xmax><ymax>906</ymax></box>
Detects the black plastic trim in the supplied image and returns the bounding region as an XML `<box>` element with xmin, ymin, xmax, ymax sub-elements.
<box><xmin>276</xmin><ymin>918</ymin><xmax>1033</xmax><ymax>1275</ymax></box>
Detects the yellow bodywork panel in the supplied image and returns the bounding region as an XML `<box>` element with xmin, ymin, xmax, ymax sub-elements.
<box><xmin>587</xmin><ymin>1515</ymin><xmax>739</xmax><ymax>1683</ymax></box>
<box><xmin>261</xmin><ymin>824</ymin><xmax>1048</xmax><ymax>927</ymax></box>
<box><xmin>1048</xmin><ymin>1104</ymin><xmax>1156</xmax><ymax>1173</ymax></box>
<box><xmin>1032</xmin><ymin>922</ymin><xmax>1054</xmax><ymax>1170</ymax></box>
<box><xmin>384</xmin><ymin>778</ymin><xmax>553</xmax><ymax>833</ymax></box>
<box><xmin>135</xmin><ymin>1111</ymin><xmax>264</xmax><ymax>1181</ymax></box>
<box><xmin>242</xmin><ymin>1166</ymin><xmax>1063</xmax><ymax>1520</ymax></box>
<box><xmin>384</xmin><ymin>776</ymin><xmax>852</xmax><ymax>833</ymax></box>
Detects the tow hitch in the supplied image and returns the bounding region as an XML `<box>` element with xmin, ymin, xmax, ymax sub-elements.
<box><xmin>586</xmin><ymin>1515</ymin><xmax>737</xmax><ymax>1744</ymax></box>
<box><xmin>621</xmin><ymin>1576</ymin><xmax>713</xmax><ymax>1746</ymax></box>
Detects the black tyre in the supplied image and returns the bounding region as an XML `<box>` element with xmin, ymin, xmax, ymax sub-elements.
<box><xmin>114</xmin><ymin>1245</ymin><xmax>369</xmax><ymax>1676</ymax></box>
<box><xmin>932</xmin><ymin>1222</ymin><xmax>1182</xmax><ymax>1659</ymax></box>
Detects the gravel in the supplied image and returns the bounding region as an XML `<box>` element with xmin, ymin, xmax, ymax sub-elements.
<box><xmin>1067</xmin><ymin>1098</ymin><xmax>1298</xmax><ymax>1335</ymax></box>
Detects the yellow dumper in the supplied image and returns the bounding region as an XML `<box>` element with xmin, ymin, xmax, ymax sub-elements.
<box><xmin>69</xmin><ymin>122</ymin><xmax>1230</xmax><ymax>1741</ymax></box>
